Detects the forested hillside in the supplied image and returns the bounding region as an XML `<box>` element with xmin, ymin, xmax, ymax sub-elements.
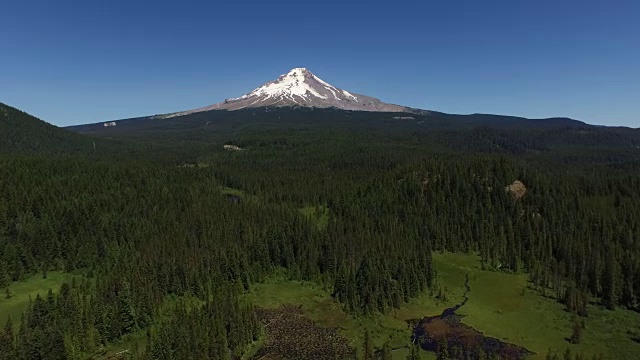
<box><xmin>1</xmin><ymin>104</ymin><xmax>640</xmax><ymax>359</ymax></box>
<box><xmin>0</xmin><ymin>103</ymin><xmax>95</xmax><ymax>154</ymax></box>
<box><xmin>68</xmin><ymin>107</ymin><xmax>640</xmax><ymax>156</ymax></box>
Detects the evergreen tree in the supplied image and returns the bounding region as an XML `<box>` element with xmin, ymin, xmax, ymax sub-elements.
<box><xmin>569</xmin><ymin>321</ymin><xmax>582</xmax><ymax>344</ymax></box>
<box><xmin>381</xmin><ymin>341</ymin><xmax>392</xmax><ymax>360</ymax></box>
<box><xmin>0</xmin><ymin>316</ymin><xmax>15</xmax><ymax>360</ymax></box>
<box><xmin>437</xmin><ymin>337</ymin><xmax>449</xmax><ymax>360</ymax></box>
<box><xmin>363</xmin><ymin>328</ymin><xmax>374</xmax><ymax>360</ymax></box>
<box><xmin>407</xmin><ymin>345</ymin><xmax>422</xmax><ymax>360</ymax></box>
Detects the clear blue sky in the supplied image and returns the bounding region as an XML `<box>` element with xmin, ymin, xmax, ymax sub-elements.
<box><xmin>1</xmin><ymin>0</ymin><xmax>638</xmax><ymax>127</ymax></box>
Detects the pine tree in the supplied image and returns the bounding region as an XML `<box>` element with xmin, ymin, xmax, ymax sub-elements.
<box><xmin>0</xmin><ymin>316</ymin><xmax>15</xmax><ymax>360</ymax></box>
<box><xmin>569</xmin><ymin>321</ymin><xmax>582</xmax><ymax>344</ymax></box>
<box><xmin>363</xmin><ymin>328</ymin><xmax>374</xmax><ymax>360</ymax></box>
<box><xmin>118</xmin><ymin>281</ymin><xmax>137</xmax><ymax>335</ymax></box>
<box><xmin>603</xmin><ymin>252</ymin><xmax>622</xmax><ymax>310</ymax></box>
<box><xmin>545</xmin><ymin>350</ymin><xmax>557</xmax><ymax>360</ymax></box>
<box><xmin>437</xmin><ymin>337</ymin><xmax>449</xmax><ymax>360</ymax></box>
<box><xmin>407</xmin><ymin>345</ymin><xmax>422</xmax><ymax>360</ymax></box>
<box><xmin>381</xmin><ymin>341</ymin><xmax>392</xmax><ymax>360</ymax></box>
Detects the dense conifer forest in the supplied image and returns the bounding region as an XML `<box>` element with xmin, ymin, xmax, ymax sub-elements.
<box><xmin>1</xmin><ymin>103</ymin><xmax>640</xmax><ymax>359</ymax></box>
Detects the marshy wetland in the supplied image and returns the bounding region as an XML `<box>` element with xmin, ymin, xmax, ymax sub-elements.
<box><xmin>244</xmin><ymin>252</ymin><xmax>640</xmax><ymax>360</ymax></box>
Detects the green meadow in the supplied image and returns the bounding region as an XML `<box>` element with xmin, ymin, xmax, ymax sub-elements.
<box><xmin>246</xmin><ymin>252</ymin><xmax>640</xmax><ymax>360</ymax></box>
<box><xmin>0</xmin><ymin>272</ymin><xmax>75</xmax><ymax>328</ymax></box>
<box><xmin>4</xmin><ymin>253</ymin><xmax>638</xmax><ymax>359</ymax></box>
<box><xmin>298</xmin><ymin>205</ymin><xmax>330</xmax><ymax>230</ymax></box>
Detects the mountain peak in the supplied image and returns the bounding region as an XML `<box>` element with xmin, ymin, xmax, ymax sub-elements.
<box><xmin>287</xmin><ymin>67</ymin><xmax>309</xmax><ymax>74</ymax></box>
<box><xmin>279</xmin><ymin>67</ymin><xmax>314</xmax><ymax>83</ymax></box>
<box><xmin>233</xmin><ymin>66</ymin><xmax>348</xmax><ymax>104</ymax></box>
<box><xmin>167</xmin><ymin>68</ymin><xmax>417</xmax><ymax>117</ymax></box>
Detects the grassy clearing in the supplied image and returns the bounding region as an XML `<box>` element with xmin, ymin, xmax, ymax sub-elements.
<box><xmin>0</xmin><ymin>271</ymin><xmax>75</xmax><ymax>327</ymax></box>
<box><xmin>0</xmin><ymin>271</ymin><xmax>151</xmax><ymax>359</ymax></box>
<box><xmin>246</xmin><ymin>276</ymin><xmax>436</xmax><ymax>360</ymax></box>
<box><xmin>220</xmin><ymin>186</ymin><xmax>245</xmax><ymax>197</ymax></box>
<box><xmin>433</xmin><ymin>252</ymin><xmax>640</xmax><ymax>360</ymax></box>
<box><xmin>247</xmin><ymin>253</ymin><xmax>640</xmax><ymax>360</ymax></box>
<box><xmin>241</xmin><ymin>337</ymin><xmax>266</xmax><ymax>360</ymax></box>
<box><xmin>99</xmin><ymin>294</ymin><xmax>205</xmax><ymax>358</ymax></box>
<box><xmin>298</xmin><ymin>205</ymin><xmax>330</xmax><ymax>230</ymax></box>
<box><xmin>219</xmin><ymin>186</ymin><xmax>263</xmax><ymax>203</ymax></box>
<box><xmin>95</xmin><ymin>331</ymin><xmax>147</xmax><ymax>360</ymax></box>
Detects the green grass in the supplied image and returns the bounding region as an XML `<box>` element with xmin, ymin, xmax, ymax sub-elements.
<box><xmin>99</xmin><ymin>294</ymin><xmax>204</xmax><ymax>359</ymax></box>
<box><xmin>246</xmin><ymin>276</ymin><xmax>435</xmax><ymax>360</ymax></box>
<box><xmin>0</xmin><ymin>271</ymin><xmax>75</xmax><ymax>327</ymax></box>
<box><xmin>431</xmin><ymin>252</ymin><xmax>640</xmax><ymax>360</ymax></box>
<box><xmin>0</xmin><ymin>271</ymin><xmax>150</xmax><ymax>359</ymax></box>
<box><xmin>220</xmin><ymin>186</ymin><xmax>245</xmax><ymax>197</ymax></box>
<box><xmin>298</xmin><ymin>205</ymin><xmax>330</xmax><ymax>230</ymax></box>
<box><xmin>7</xmin><ymin>257</ymin><xmax>633</xmax><ymax>359</ymax></box>
<box><xmin>241</xmin><ymin>337</ymin><xmax>266</xmax><ymax>360</ymax></box>
<box><xmin>246</xmin><ymin>253</ymin><xmax>640</xmax><ymax>360</ymax></box>
<box><xmin>219</xmin><ymin>186</ymin><xmax>263</xmax><ymax>203</ymax></box>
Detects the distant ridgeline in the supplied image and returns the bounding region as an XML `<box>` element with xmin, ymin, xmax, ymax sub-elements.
<box><xmin>0</xmin><ymin>101</ymin><xmax>639</xmax><ymax>359</ymax></box>
<box><xmin>68</xmin><ymin>107</ymin><xmax>640</xmax><ymax>156</ymax></box>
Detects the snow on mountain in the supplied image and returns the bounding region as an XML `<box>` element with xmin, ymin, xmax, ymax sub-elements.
<box><xmin>233</xmin><ymin>67</ymin><xmax>358</xmax><ymax>103</ymax></box>
<box><xmin>165</xmin><ymin>68</ymin><xmax>417</xmax><ymax>118</ymax></box>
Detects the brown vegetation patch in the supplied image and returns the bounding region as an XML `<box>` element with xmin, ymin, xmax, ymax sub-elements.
<box><xmin>410</xmin><ymin>314</ymin><xmax>533</xmax><ymax>360</ymax></box>
<box><xmin>253</xmin><ymin>305</ymin><xmax>355</xmax><ymax>360</ymax></box>
<box><xmin>505</xmin><ymin>180</ymin><xmax>526</xmax><ymax>199</ymax></box>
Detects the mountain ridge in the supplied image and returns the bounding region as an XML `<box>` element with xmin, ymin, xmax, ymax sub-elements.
<box><xmin>163</xmin><ymin>67</ymin><xmax>421</xmax><ymax>117</ymax></box>
<box><xmin>0</xmin><ymin>101</ymin><xmax>94</xmax><ymax>154</ymax></box>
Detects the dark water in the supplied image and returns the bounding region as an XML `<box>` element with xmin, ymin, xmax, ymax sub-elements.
<box><xmin>409</xmin><ymin>273</ymin><xmax>534</xmax><ymax>360</ymax></box>
<box><xmin>439</xmin><ymin>273</ymin><xmax>471</xmax><ymax>319</ymax></box>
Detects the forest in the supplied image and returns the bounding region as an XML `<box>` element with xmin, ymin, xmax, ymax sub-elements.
<box><xmin>1</xmin><ymin>102</ymin><xmax>640</xmax><ymax>359</ymax></box>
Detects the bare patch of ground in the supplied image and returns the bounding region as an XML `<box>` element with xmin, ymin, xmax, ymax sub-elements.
<box><xmin>253</xmin><ymin>305</ymin><xmax>355</xmax><ymax>360</ymax></box>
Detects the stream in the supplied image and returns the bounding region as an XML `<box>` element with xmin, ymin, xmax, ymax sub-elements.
<box><xmin>438</xmin><ymin>273</ymin><xmax>471</xmax><ymax>319</ymax></box>
<box><xmin>409</xmin><ymin>273</ymin><xmax>534</xmax><ymax>359</ymax></box>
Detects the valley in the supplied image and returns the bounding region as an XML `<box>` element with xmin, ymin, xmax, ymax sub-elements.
<box><xmin>1</xmin><ymin>74</ymin><xmax>639</xmax><ymax>360</ymax></box>
<box><xmin>244</xmin><ymin>253</ymin><xmax>640</xmax><ymax>360</ymax></box>
<box><xmin>4</xmin><ymin>252</ymin><xmax>640</xmax><ymax>359</ymax></box>
<box><xmin>2</xmin><ymin>0</ymin><xmax>639</xmax><ymax>358</ymax></box>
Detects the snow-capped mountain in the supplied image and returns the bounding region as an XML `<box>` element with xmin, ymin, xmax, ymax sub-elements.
<box><xmin>167</xmin><ymin>68</ymin><xmax>416</xmax><ymax>117</ymax></box>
